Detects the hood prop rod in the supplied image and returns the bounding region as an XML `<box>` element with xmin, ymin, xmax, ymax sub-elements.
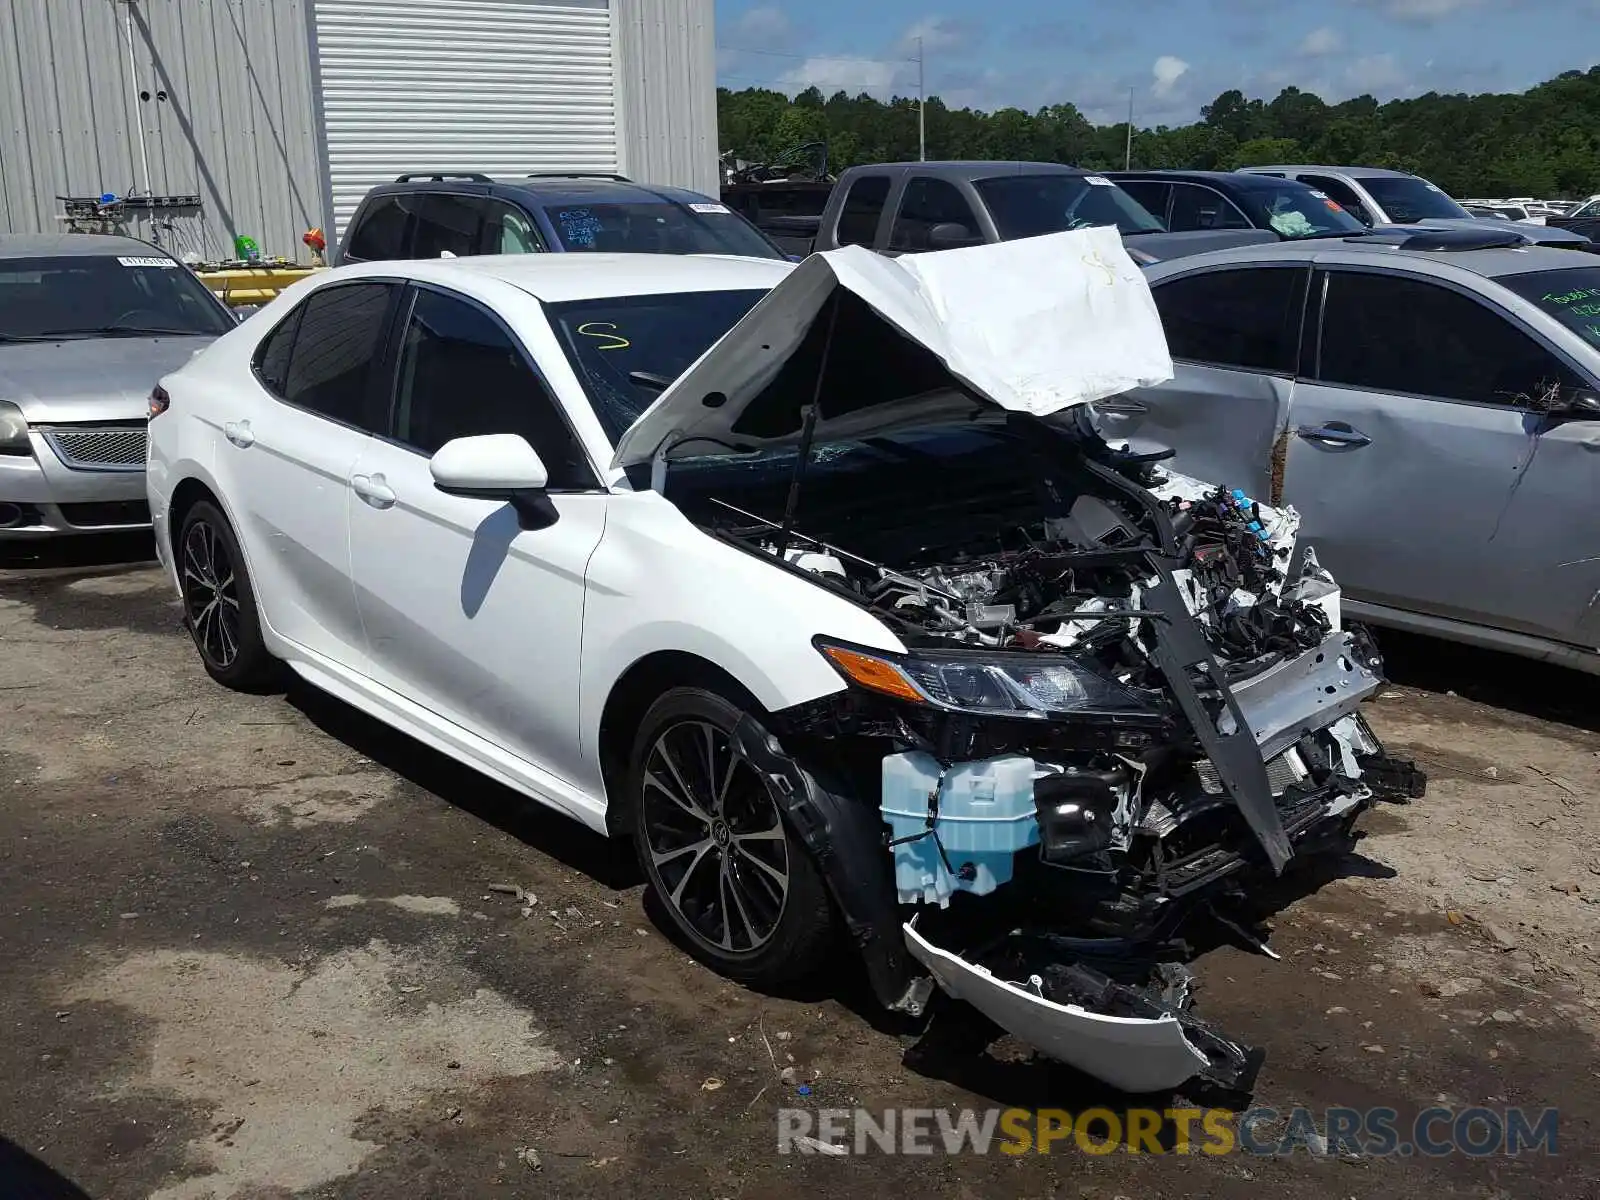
<box><xmin>775</xmin><ymin>292</ymin><xmax>841</xmax><ymax>557</ymax></box>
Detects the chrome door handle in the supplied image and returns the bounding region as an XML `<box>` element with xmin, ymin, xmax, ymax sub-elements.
<box><xmin>1296</xmin><ymin>423</ymin><xmax>1371</xmax><ymax>448</ymax></box>
<box><xmin>350</xmin><ymin>472</ymin><xmax>396</xmax><ymax>508</ymax></box>
<box><xmin>1096</xmin><ymin>398</ymin><xmax>1149</xmax><ymax>415</ymax></box>
<box><xmin>223</xmin><ymin>420</ymin><xmax>255</xmax><ymax>448</ymax></box>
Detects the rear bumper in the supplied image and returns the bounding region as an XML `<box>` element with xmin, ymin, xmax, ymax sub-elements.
<box><xmin>0</xmin><ymin>435</ymin><xmax>149</xmax><ymax>538</ymax></box>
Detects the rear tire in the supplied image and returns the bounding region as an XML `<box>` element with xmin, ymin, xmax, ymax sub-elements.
<box><xmin>176</xmin><ymin>500</ymin><xmax>277</xmax><ymax>691</ymax></box>
<box><xmin>630</xmin><ymin>686</ymin><xmax>835</xmax><ymax>986</ymax></box>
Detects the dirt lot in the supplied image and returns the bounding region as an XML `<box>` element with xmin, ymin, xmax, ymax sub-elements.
<box><xmin>2</xmin><ymin>535</ymin><xmax>1598</xmax><ymax>1199</ymax></box>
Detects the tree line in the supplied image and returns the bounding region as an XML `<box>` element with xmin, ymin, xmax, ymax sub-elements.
<box><xmin>718</xmin><ymin>66</ymin><xmax>1600</xmax><ymax>198</ymax></box>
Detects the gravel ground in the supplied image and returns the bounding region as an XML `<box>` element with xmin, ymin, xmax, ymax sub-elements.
<box><xmin>1</xmin><ymin>534</ymin><xmax>1597</xmax><ymax>1199</ymax></box>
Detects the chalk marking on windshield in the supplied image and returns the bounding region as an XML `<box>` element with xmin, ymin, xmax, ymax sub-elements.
<box><xmin>577</xmin><ymin>321</ymin><xmax>630</xmax><ymax>350</ymax></box>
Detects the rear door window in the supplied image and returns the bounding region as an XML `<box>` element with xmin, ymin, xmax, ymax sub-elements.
<box><xmin>412</xmin><ymin>194</ymin><xmax>483</xmax><ymax>258</ymax></box>
<box><xmin>481</xmin><ymin>198</ymin><xmax>544</xmax><ymax>254</ymax></box>
<box><xmin>887</xmin><ymin>178</ymin><xmax>982</xmax><ymax>251</ymax></box>
<box><xmin>835</xmin><ymin>175</ymin><xmax>892</xmax><ymax>248</ymax></box>
<box><xmin>1317</xmin><ymin>271</ymin><xmax>1583</xmax><ymax>406</ymax></box>
<box><xmin>343</xmin><ymin>196</ymin><xmax>412</xmax><ymax>261</ymax></box>
<box><xmin>1115</xmin><ymin>180</ymin><xmax>1172</xmax><ymax>225</ymax></box>
<box><xmin>270</xmin><ymin>282</ymin><xmax>396</xmax><ymax>431</ymax></box>
<box><xmin>1168</xmin><ymin>184</ymin><xmax>1252</xmax><ymax>231</ymax></box>
<box><xmin>1152</xmin><ymin>266</ymin><xmax>1308</xmax><ymax>373</ymax></box>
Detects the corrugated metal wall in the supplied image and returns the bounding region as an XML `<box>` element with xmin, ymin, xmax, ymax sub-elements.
<box><xmin>310</xmin><ymin>0</ymin><xmax>620</xmax><ymax>239</ymax></box>
<box><xmin>612</xmin><ymin>0</ymin><xmax>717</xmax><ymax>197</ymax></box>
<box><xmin>0</xmin><ymin>0</ymin><xmax>325</xmax><ymax>261</ymax></box>
<box><xmin>1</xmin><ymin>0</ymin><xmax>721</xmax><ymax>256</ymax></box>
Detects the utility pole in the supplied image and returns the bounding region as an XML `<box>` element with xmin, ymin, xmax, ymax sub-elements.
<box><xmin>1124</xmin><ymin>87</ymin><xmax>1134</xmax><ymax>169</ymax></box>
<box><xmin>917</xmin><ymin>36</ymin><xmax>926</xmax><ymax>162</ymax></box>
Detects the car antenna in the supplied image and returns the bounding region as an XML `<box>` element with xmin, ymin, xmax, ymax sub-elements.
<box><xmin>774</xmin><ymin>290</ymin><xmax>841</xmax><ymax>557</ymax></box>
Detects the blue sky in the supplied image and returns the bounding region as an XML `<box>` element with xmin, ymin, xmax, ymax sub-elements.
<box><xmin>716</xmin><ymin>0</ymin><xmax>1600</xmax><ymax>126</ymax></box>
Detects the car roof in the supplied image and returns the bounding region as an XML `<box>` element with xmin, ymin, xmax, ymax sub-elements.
<box><xmin>0</xmin><ymin>233</ymin><xmax>171</xmax><ymax>259</ymax></box>
<box><xmin>365</xmin><ymin>175</ymin><xmax>714</xmax><ymax>208</ymax></box>
<box><xmin>1110</xmin><ymin>170</ymin><xmax>1315</xmax><ymax>191</ymax></box>
<box><xmin>1246</xmin><ymin>165</ymin><xmax>1418</xmax><ymax>180</ymax></box>
<box><xmin>849</xmin><ymin>161</ymin><xmax>1090</xmax><ymax>180</ymax></box>
<box><xmin>344</xmin><ymin>251</ymin><xmax>794</xmax><ymax>304</ymax></box>
<box><xmin>1143</xmin><ymin>236</ymin><xmax>1591</xmax><ymax>281</ymax></box>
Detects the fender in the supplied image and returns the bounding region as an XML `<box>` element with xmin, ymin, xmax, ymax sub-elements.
<box><xmin>733</xmin><ymin>714</ymin><xmax>924</xmax><ymax>1013</ymax></box>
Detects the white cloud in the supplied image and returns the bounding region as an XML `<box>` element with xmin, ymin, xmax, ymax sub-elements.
<box><xmin>778</xmin><ymin>55</ymin><xmax>902</xmax><ymax>96</ymax></box>
<box><xmin>896</xmin><ymin>16</ymin><xmax>973</xmax><ymax>58</ymax></box>
<box><xmin>1344</xmin><ymin>52</ymin><xmax>1407</xmax><ymax>92</ymax></box>
<box><xmin>1298</xmin><ymin>26</ymin><xmax>1345</xmax><ymax>56</ymax></box>
<box><xmin>728</xmin><ymin>4</ymin><xmax>794</xmax><ymax>47</ymax></box>
<box><xmin>1151</xmin><ymin>55</ymin><xmax>1191</xmax><ymax>97</ymax></box>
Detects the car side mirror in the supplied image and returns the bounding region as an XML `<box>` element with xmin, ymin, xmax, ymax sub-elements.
<box><xmin>430</xmin><ymin>434</ymin><xmax>556</xmax><ymax>528</ymax></box>
<box><xmin>927</xmin><ymin>222</ymin><xmax>982</xmax><ymax>251</ymax></box>
<box><xmin>1349</xmin><ymin>202</ymin><xmax>1375</xmax><ymax>228</ymax></box>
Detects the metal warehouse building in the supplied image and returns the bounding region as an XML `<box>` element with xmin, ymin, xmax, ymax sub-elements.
<box><xmin>0</xmin><ymin>0</ymin><xmax>718</xmax><ymax>260</ymax></box>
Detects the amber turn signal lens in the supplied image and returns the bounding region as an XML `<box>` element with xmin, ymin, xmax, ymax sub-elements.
<box><xmin>819</xmin><ymin>645</ymin><xmax>925</xmax><ymax>703</ymax></box>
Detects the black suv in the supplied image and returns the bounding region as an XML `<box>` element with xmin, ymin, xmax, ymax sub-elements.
<box><xmin>337</xmin><ymin>172</ymin><xmax>789</xmax><ymax>264</ymax></box>
<box><xmin>1107</xmin><ymin>170</ymin><xmax>1368</xmax><ymax>241</ymax></box>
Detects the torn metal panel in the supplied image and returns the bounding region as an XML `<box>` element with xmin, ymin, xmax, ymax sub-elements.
<box><xmin>1219</xmin><ymin>630</ymin><xmax>1383</xmax><ymax>762</ymax></box>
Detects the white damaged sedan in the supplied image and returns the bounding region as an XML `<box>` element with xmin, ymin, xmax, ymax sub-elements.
<box><xmin>147</xmin><ymin>230</ymin><xmax>1424</xmax><ymax>1097</ymax></box>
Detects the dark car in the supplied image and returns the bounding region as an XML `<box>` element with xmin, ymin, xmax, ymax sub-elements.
<box><xmin>336</xmin><ymin>172</ymin><xmax>789</xmax><ymax>265</ymax></box>
<box><xmin>1107</xmin><ymin>170</ymin><xmax>1368</xmax><ymax>241</ymax></box>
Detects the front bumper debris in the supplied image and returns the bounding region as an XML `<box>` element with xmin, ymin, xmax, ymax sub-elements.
<box><xmin>905</xmin><ymin>923</ymin><xmax>1262</xmax><ymax>1096</ymax></box>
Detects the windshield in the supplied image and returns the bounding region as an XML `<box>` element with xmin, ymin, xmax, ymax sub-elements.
<box><xmin>1572</xmin><ymin>198</ymin><xmax>1600</xmax><ymax>219</ymax></box>
<box><xmin>1242</xmin><ymin>183</ymin><xmax>1366</xmax><ymax>239</ymax></box>
<box><xmin>549</xmin><ymin>288</ymin><xmax>770</xmax><ymax>442</ymax></box>
<box><xmin>541</xmin><ymin>202</ymin><xmax>786</xmax><ymax>260</ymax></box>
<box><xmin>1499</xmin><ymin>267</ymin><xmax>1600</xmax><ymax>352</ymax></box>
<box><xmin>974</xmin><ymin>174</ymin><xmax>1166</xmax><ymax>239</ymax></box>
<box><xmin>0</xmin><ymin>254</ymin><xmax>232</xmax><ymax>339</ymax></box>
<box><xmin>1361</xmin><ymin>177</ymin><xmax>1471</xmax><ymax>223</ymax></box>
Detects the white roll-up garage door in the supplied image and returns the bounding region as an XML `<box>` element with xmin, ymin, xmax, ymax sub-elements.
<box><xmin>311</xmin><ymin>0</ymin><xmax>618</xmax><ymax>238</ymax></box>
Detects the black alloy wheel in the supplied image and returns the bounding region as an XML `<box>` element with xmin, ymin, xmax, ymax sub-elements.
<box><xmin>631</xmin><ymin>688</ymin><xmax>834</xmax><ymax>984</ymax></box>
<box><xmin>176</xmin><ymin>500</ymin><xmax>276</xmax><ymax>690</ymax></box>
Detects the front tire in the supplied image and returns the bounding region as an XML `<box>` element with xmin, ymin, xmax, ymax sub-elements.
<box><xmin>630</xmin><ymin>687</ymin><xmax>835</xmax><ymax>986</ymax></box>
<box><xmin>176</xmin><ymin>500</ymin><xmax>276</xmax><ymax>690</ymax></box>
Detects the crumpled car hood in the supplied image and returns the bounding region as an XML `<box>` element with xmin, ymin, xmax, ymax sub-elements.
<box><xmin>0</xmin><ymin>335</ymin><xmax>217</xmax><ymax>423</ymax></box>
<box><xmin>611</xmin><ymin>227</ymin><xmax>1174</xmax><ymax>470</ymax></box>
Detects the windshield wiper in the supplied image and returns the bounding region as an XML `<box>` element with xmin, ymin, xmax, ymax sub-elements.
<box><xmin>0</xmin><ymin>332</ymin><xmax>69</xmax><ymax>342</ymax></box>
<box><xmin>628</xmin><ymin>370</ymin><xmax>675</xmax><ymax>392</ymax></box>
<box><xmin>36</xmin><ymin>324</ymin><xmax>198</xmax><ymax>338</ymax></box>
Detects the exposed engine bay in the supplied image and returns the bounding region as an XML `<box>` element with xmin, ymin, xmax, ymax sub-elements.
<box><xmin>670</xmin><ymin>411</ymin><xmax>1425</xmax><ymax>1098</ymax></box>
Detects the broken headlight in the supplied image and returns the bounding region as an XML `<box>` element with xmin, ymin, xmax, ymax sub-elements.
<box><xmin>816</xmin><ymin>640</ymin><xmax>1156</xmax><ymax>719</ymax></box>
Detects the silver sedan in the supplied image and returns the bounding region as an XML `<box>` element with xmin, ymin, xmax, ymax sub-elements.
<box><xmin>1097</xmin><ymin>226</ymin><xmax>1600</xmax><ymax>674</ymax></box>
<box><xmin>0</xmin><ymin>234</ymin><xmax>233</xmax><ymax>538</ymax></box>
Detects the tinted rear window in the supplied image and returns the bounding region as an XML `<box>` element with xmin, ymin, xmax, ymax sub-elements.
<box><xmin>541</xmin><ymin>202</ymin><xmax>784</xmax><ymax>259</ymax></box>
<box><xmin>344</xmin><ymin>196</ymin><xmax>412</xmax><ymax>260</ymax></box>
